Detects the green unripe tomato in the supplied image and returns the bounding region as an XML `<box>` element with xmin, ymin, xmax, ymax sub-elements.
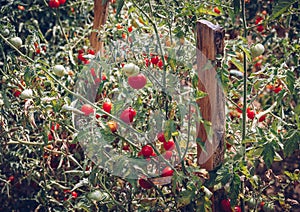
<box><xmin>251</xmin><ymin>43</ymin><xmax>265</xmax><ymax>58</ymax></box>
<box><xmin>2</xmin><ymin>29</ymin><xmax>10</xmax><ymax>37</ymax></box>
<box><xmin>10</xmin><ymin>37</ymin><xmax>23</xmax><ymax>49</ymax></box>
<box><xmin>53</xmin><ymin>65</ymin><xmax>67</xmax><ymax>77</ymax></box>
<box><xmin>123</xmin><ymin>63</ymin><xmax>140</xmax><ymax>77</ymax></box>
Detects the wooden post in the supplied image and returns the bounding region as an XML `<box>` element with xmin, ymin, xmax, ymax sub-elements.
<box><xmin>90</xmin><ymin>0</ymin><xmax>109</xmax><ymax>54</ymax></box>
<box><xmin>196</xmin><ymin>19</ymin><xmax>225</xmax><ymax>212</ymax></box>
<box><xmin>196</xmin><ymin>20</ymin><xmax>225</xmax><ymax>171</ymax></box>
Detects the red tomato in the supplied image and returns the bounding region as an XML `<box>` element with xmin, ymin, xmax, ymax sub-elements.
<box><xmin>151</xmin><ymin>56</ymin><xmax>159</xmax><ymax>65</ymax></box>
<box><xmin>157</xmin><ymin>60</ymin><xmax>163</xmax><ymax>69</ymax></box>
<box><xmin>247</xmin><ymin>108</ymin><xmax>255</xmax><ymax>120</ymax></box>
<box><xmin>128</xmin><ymin>26</ymin><xmax>133</xmax><ymax>33</ymax></box>
<box><xmin>71</xmin><ymin>191</ymin><xmax>78</xmax><ymax>198</ymax></box>
<box><xmin>49</xmin><ymin>0</ymin><xmax>60</xmax><ymax>8</ymax></box>
<box><xmin>122</xmin><ymin>144</ymin><xmax>130</xmax><ymax>151</ymax></box>
<box><xmin>220</xmin><ymin>199</ymin><xmax>232</xmax><ymax>212</ymax></box>
<box><xmin>234</xmin><ymin>206</ymin><xmax>242</xmax><ymax>212</ymax></box>
<box><xmin>102</xmin><ymin>101</ymin><xmax>112</xmax><ymax>113</ymax></box>
<box><xmin>128</xmin><ymin>74</ymin><xmax>147</xmax><ymax>90</ymax></box>
<box><xmin>163</xmin><ymin>151</ymin><xmax>173</xmax><ymax>160</ymax></box>
<box><xmin>157</xmin><ymin>132</ymin><xmax>166</xmax><ymax>143</ymax></box>
<box><xmin>257</xmin><ymin>25</ymin><xmax>264</xmax><ymax>32</ymax></box>
<box><xmin>161</xmin><ymin>166</ymin><xmax>174</xmax><ymax>177</ymax></box>
<box><xmin>141</xmin><ymin>145</ymin><xmax>153</xmax><ymax>158</ymax></box>
<box><xmin>138</xmin><ymin>178</ymin><xmax>153</xmax><ymax>189</ymax></box>
<box><xmin>81</xmin><ymin>104</ymin><xmax>94</xmax><ymax>116</ymax></box>
<box><xmin>163</xmin><ymin>140</ymin><xmax>175</xmax><ymax>151</ymax></box>
<box><xmin>273</xmin><ymin>85</ymin><xmax>282</xmax><ymax>93</ymax></box>
<box><xmin>59</xmin><ymin>0</ymin><xmax>66</xmax><ymax>4</ymax></box>
<box><xmin>120</xmin><ymin>107</ymin><xmax>136</xmax><ymax>124</ymax></box>
<box><xmin>213</xmin><ymin>7</ymin><xmax>220</xmax><ymax>14</ymax></box>
<box><xmin>87</xmin><ymin>49</ymin><xmax>95</xmax><ymax>55</ymax></box>
<box><xmin>145</xmin><ymin>58</ymin><xmax>150</xmax><ymax>67</ymax></box>
<box><xmin>258</xmin><ymin>114</ymin><xmax>267</xmax><ymax>122</ymax></box>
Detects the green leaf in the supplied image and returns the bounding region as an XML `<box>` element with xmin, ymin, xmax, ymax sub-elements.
<box><xmin>284</xmin><ymin>130</ymin><xmax>300</xmax><ymax>157</ymax></box>
<box><xmin>232</xmin><ymin>0</ymin><xmax>240</xmax><ymax>15</ymax></box>
<box><xmin>228</xmin><ymin>174</ymin><xmax>241</xmax><ymax>206</ymax></box>
<box><xmin>286</xmin><ymin>70</ymin><xmax>295</xmax><ymax>92</ymax></box>
<box><xmin>115</xmin><ymin>0</ymin><xmax>125</xmax><ymax>18</ymax></box>
<box><xmin>262</xmin><ymin>143</ymin><xmax>275</xmax><ymax>168</ymax></box>
<box><xmin>270</xmin><ymin>0</ymin><xmax>299</xmax><ymax>20</ymax></box>
<box><xmin>230</xmin><ymin>57</ymin><xmax>244</xmax><ymax>73</ymax></box>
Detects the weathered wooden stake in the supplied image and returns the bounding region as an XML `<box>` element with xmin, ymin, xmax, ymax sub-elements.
<box><xmin>196</xmin><ymin>19</ymin><xmax>225</xmax><ymax>211</ymax></box>
<box><xmin>196</xmin><ymin>19</ymin><xmax>225</xmax><ymax>170</ymax></box>
<box><xmin>90</xmin><ymin>0</ymin><xmax>109</xmax><ymax>54</ymax></box>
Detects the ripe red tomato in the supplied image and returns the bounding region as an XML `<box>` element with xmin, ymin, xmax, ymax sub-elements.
<box><xmin>71</xmin><ymin>191</ymin><xmax>78</xmax><ymax>198</ymax></box>
<box><xmin>122</xmin><ymin>144</ymin><xmax>130</xmax><ymax>151</ymax></box>
<box><xmin>258</xmin><ymin>114</ymin><xmax>266</xmax><ymax>122</ymax></box>
<box><xmin>255</xmin><ymin>16</ymin><xmax>263</xmax><ymax>25</ymax></box>
<box><xmin>138</xmin><ymin>178</ymin><xmax>153</xmax><ymax>189</ymax></box>
<box><xmin>128</xmin><ymin>25</ymin><xmax>133</xmax><ymax>33</ymax></box>
<box><xmin>49</xmin><ymin>0</ymin><xmax>60</xmax><ymax>8</ymax></box>
<box><xmin>8</xmin><ymin>175</ymin><xmax>15</xmax><ymax>182</ymax></box>
<box><xmin>157</xmin><ymin>60</ymin><xmax>163</xmax><ymax>69</ymax></box>
<box><xmin>87</xmin><ymin>49</ymin><xmax>95</xmax><ymax>55</ymax></box>
<box><xmin>161</xmin><ymin>166</ymin><xmax>174</xmax><ymax>177</ymax></box>
<box><xmin>81</xmin><ymin>104</ymin><xmax>94</xmax><ymax>116</ymax></box>
<box><xmin>128</xmin><ymin>73</ymin><xmax>147</xmax><ymax>89</ymax></box>
<box><xmin>163</xmin><ymin>140</ymin><xmax>175</xmax><ymax>151</ymax></box>
<box><xmin>157</xmin><ymin>132</ymin><xmax>166</xmax><ymax>143</ymax></box>
<box><xmin>247</xmin><ymin>108</ymin><xmax>255</xmax><ymax>120</ymax></box>
<box><xmin>213</xmin><ymin>7</ymin><xmax>220</xmax><ymax>14</ymax></box>
<box><xmin>220</xmin><ymin>199</ymin><xmax>232</xmax><ymax>212</ymax></box>
<box><xmin>151</xmin><ymin>56</ymin><xmax>159</xmax><ymax>65</ymax></box>
<box><xmin>48</xmin><ymin>133</ymin><xmax>54</xmax><ymax>141</ymax></box>
<box><xmin>13</xmin><ymin>89</ymin><xmax>22</xmax><ymax>97</ymax></box>
<box><xmin>95</xmin><ymin>113</ymin><xmax>101</xmax><ymax>119</ymax></box>
<box><xmin>234</xmin><ymin>206</ymin><xmax>242</xmax><ymax>212</ymax></box>
<box><xmin>51</xmin><ymin>123</ymin><xmax>60</xmax><ymax>131</ymax></box>
<box><xmin>273</xmin><ymin>85</ymin><xmax>282</xmax><ymax>93</ymax></box>
<box><xmin>59</xmin><ymin>0</ymin><xmax>66</xmax><ymax>4</ymax></box>
<box><xmin>141</xmin><ymin>145</ymin><xmax>153</xmax><ymax>158</ymax></box>
<box><xmin>107</xmin><ymin>121</ymin><xmax>118</xmax><ymax>133</ymax></box>
<box><xmin>120</xmin><ymin>107</ymin><xmax>136</xmax><ymax>124</ymax></box>
<box><xmin>257</xmin><ymin>25</ymin><xmax>264</xmax><ymax>32</ymax></box>
<box><xmin>163</xmin><ymin>151</ymin><xmax>173</xmax><ymax>160</ymax></box>
<box><xmin>102</xmin><ymin>101</ymin><xmax>112</xmax><ymax>113</ymax></box>
<box><xmin>144</xmin><ymin>58</ymin><xmax>150</xmax><ymax>67</ymax></box>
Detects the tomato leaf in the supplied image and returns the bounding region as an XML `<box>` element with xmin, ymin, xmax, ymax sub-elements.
<box><xmin>270</xmin><ymin>0</ymin><xmax>298</xmax><ymax>20</ymax></box>
<box><xmin>286</xmin><ymin>70</ymin><xmax>295</xmax><ymax>92</ymax></box>
<box><xmin>284</xmin><ymin>130</ymin><xmax>300</xmax><ymax>157</ymax></box>
<box><xmin>262</xmin><ymin>143</ymin><xmax>275</xmax><ymax>168</ymax></box>
<box><xmin>232</xmin><ymin>0</ymin><xmax>240</xmax><ymax>15</ymax></box>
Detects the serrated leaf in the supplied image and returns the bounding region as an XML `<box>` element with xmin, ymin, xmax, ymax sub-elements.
<box><xmin>262</xmin><ymin>143</ymin><xmax>275</xmax><ymax>168</ymax></box>
<box><xmin>232</xmin><ymin>0</ymin><xmax>240</xmax><ymax>15</ymax></box>
<box><xmin>284</xmin><ymin>130</ymin><xmax>300</xmax><ymax>157</ymax></box>
<box><xmin>286</xmin><ymin>70</ymin><xmax>295</xmax><ymax>92</ymax></box>
<box><xmin>228</xmin><ymin>174</ymin><xmax>241</xmax><ymax>206</ymax></box>
<box><xmin>115</xmin><ymin>0</ymin><xmax>125</xmax><ymax>18</ymax></box>
<box><xmin>230</xmin><ymin>57</ymin><xmax>244</xmax><ymax>73</ymax></box>
<box><xmin>270</xmin><ymin>0</ymin><xmax>298</xmax><ymax>20</ymax></box>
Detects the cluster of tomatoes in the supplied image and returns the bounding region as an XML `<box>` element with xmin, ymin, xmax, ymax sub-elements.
<box><xmin>80</xmin><ymin>99</ymin><xmax>176</xmax><ymax>190</ymax></box>
<box><xmin>48</xmin><ymin>0</ymin><xmax>66</xmax><ymax>8</ymax></box>
<box><xmin>77</xmin><ymin>48</ymin><xmax>96</xmax><ymax>64</ymax></box>
<box><xmin>144</xmin><ymin>54</ymin><xmax>164</xmax><ymax>69</ymax></box>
